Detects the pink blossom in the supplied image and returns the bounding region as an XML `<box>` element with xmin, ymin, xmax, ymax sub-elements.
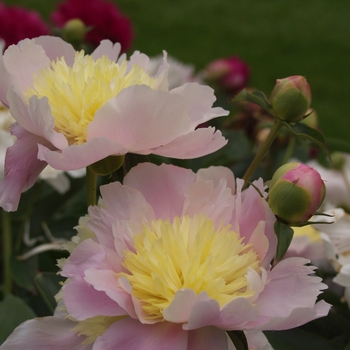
<box><xmin>0</xmin><ymin>4</ymin><xmax>48</xmax><ymax>49</ymax></box>
<box><xmin>51</xmin><ymin>0</ymin><xmax>133</xmax><ymax>52</ymax></box>
<box><xmin>204</xmin><ymin>56</ymin><xmax>250</xmax><ymax>95</ymax></box>
<box><xmin>0</xmin><ymin>36</ymin><xmax>228</xmax><ymax>211</ymax></box>
<box><xmin>1</xmin><ymin>164</ymin><xmax>330</xmax><ymax>349</ymax></box>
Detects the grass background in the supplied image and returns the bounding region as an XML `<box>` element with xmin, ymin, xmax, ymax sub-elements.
<box><xmin>5</xmin><ymin>0</ymin><xmax>350</xmax><ymax>141</ymax></box>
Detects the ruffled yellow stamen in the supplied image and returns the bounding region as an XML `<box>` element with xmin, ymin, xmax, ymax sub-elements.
<box><xmin>121</xmin><ymin>214</ymin><xmax>260</xmax><ymax>321</ymax></box>
<box><xmin>25</xmin><ymin>51</ymin><xmax>158</xmax><ymax>145</ymax></box>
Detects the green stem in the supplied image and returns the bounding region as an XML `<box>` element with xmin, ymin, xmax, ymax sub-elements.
<box><xmin>282</xmin><ymin>135</ymin><xmax>296</xmax><ymax>165</ymax></box>
<box><xmin>242</xmin><ymin>119</ymin><xmax>284</xmax><ymax>188</ymax></box>
<box><xmin>2</xmin><ymin>209</ymin><xmax>12</xmax><ymax>296</ymax></box>
<box><xmin>86</xmin><ymin>167</ymin><xmax>97</xmax><ymax>207</ymax></box>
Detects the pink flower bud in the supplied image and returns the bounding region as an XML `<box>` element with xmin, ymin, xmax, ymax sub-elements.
<box><xmin>269</xmin><ymin>76</ymin><xmax>312</xmax><ymax>123</ymax></box>
<box><xmin>204</xmin><ymin>56</ymin><xmax>250</xmax><ymax>95</ymax></box>
<box><xmin>268</xmin><ymin>162</ymin><xmax>325</xmax><ymax>224</ymax></box>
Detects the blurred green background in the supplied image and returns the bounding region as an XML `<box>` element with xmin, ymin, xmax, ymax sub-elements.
<box><xmin>5</xmin><ymin>0</ymin><xmax>350</xmax><ymax>141</ymax></box>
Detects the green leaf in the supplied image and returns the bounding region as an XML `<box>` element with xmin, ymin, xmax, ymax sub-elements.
<box><xmin>274</xmin><ymin>220</ymin><xmax>294</xmax><ymax>262</ymax></box>
<box><xmin>226</xmin><ymin>330</ymin><xmax>249</xmax><ymax>350</ymax></box>
<box><xmin>325</xmin><ymin>137</ymin><xmax>350</xmax><ymax>153</ymax></box>
<box><xmin>10</xmin><ymin>255</ymin><xmax>38</xmax><ymax>291</ymax></box>
<box><xmin>0</xmin><ymin>294</ymin><xmax>36</xmax><ymax>345</ymax></box>
<box><xmin>232</xmin><ymin>89</ymin><xmax>273</xmax><ymax>113</ymax></box>
<box><xmin>34</xmin><ymin>272</ymin><xmax>65</xmax><ymax>313</ymax></box>
<box><xmin>283</xmin><ymin>122</ymin><xmax>330</xmax><ymax>157</ymax></box>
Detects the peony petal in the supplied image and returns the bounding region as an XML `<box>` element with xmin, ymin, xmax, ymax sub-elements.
<box><xmin>0</xmin><ymin>124</ymin><xmax>48</xmax><ymax>211</ymax></box>
<box><xmin>149</xmin><ymin>127</ymin><xmax>227</xmax><ymax>159</ymax></box>
<box><xmin>38</xmin><ymin>137</ymin><xmax>127</xmax><ymax>170</ymax></box>
<box><xmin>196</xmin><ymin>166</ymin><xmax>236</xmax><ymax>194</ymax></box>
<box><xmin>187</xmin><ymin>327</ymin><xmax>230</xmax><ymax>350</ymax></box>
<box><xmin>123</xmin><ymin>163</ymin><xmax>196</xmax><ymax>220</ymax></box>
<box><xmin>245</xmin><ymin>330</ymin><xmax>273</xmax><ymax>350</ymax></box>
<box><xmin>0</xmin><ymin>316</ymin><xmax>90</xmax><ymax>350</ymax></box>
<box><xmin>91</xmin><ymin>40</ymin><xmax>121</xmax><ymax>61</ymax></box>
<box><xmin>170</xmin><ymin>83</ymin><xmax>229</xmax><ymax>127</ymax></box>
<box><xmin>7</xmin><ymin>88</ymin><xmax>68</xmax><ymax>149</ymax></box>
<box><xmin>63</xmin><ymin>276</ymin><xmax>125</xmax><ymax>320</ymax></box>
<box><xmin>34</xmin><ymin>36</ymin><xmax>76</xmax><ymax>66</ymax></box>
<box><xmin>93</xmin><ymin>318</ymin><xmax>187</xmax><ymax>350</ymax></box>
<box><xmin>2</xmin><ymin>38</ymin><xmax>50</xmax><ymax>97</ymax></box>
<box><xmin>87</xmin><ymin>85</ymin><xmax>191</xmax><ymax>152</ymax></box>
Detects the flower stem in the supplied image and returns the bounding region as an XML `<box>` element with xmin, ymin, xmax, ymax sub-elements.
<box><xmin>243</xmin><ymin>119</ymin><xmax>284</xmax><ymax>188</ymax></box>
<box><xmin>2</xmin><ymin>209</ymin><xmax>12</xmax><ymax>296</ymax></box>
<box><xmin>86</xmin><ymin>167</ymin><xmax>97</xmax><ymax>207</ymax></box>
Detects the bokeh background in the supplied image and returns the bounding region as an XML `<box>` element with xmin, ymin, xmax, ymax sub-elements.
<box><xmin>5</xmin><ymin>0</ymin><xmax>350</xmax><ymax>142</ymax></box>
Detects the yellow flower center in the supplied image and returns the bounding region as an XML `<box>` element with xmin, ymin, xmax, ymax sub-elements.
<box><xmin>293</xmin><ymin>225</ymin><xmax>322</xmax><ymax>242</ymax></box>
<box><xmin>25</xmin><ymin>51</ymin><xmax>158</xmax><ymax>145</ymax></box>
<box><xmin>121</xmin><ymin>214</ymin><xmax>260</xmax><ymax>321</ymax></box>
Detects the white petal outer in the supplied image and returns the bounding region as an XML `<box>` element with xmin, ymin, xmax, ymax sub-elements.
<box><xmin>38</xmin><ymin>137</ymin><xmax>127</xmax><ymax>171</ymax></box>
<box><xmin>170</xmin><ymin>83</ymin><xmax>229</xmax><ymax>127</ymax></box>
<box><xmin>196</xmin><ymin>166</ymin><xmax>236</xmax><ymax>194</ymax></box>
<box><xmin>2</xmin><ymin>38</ymin><xmax>51</xmax><ymax>98</ymax></box>
<box><xmin>93</xmin><ymin>318</ymin><xmax>188</xmax><ymax>350</ymax></box>
<box><xmin>187</xmin><ymin>327</ymin><xmax>230</xmax><ymax>350</ymax></box>
<box><xmin>88</xmin><ymin>85</ymin><xmax>191</xmax><ymax>152</ymax></box>
<box><xmin>149</xmin><ymin>127</ymin><xmax>228</xmax><ymax>159</ymax></box>
<box><xmin>91</xmin><ymin>40</ymin><xmax>121</xmax><ymax>61</ymax></box>
<box><xmin>0</xmin><ymin>317</ymin><xmax>91</xmax><ymax>350</ymax></box>
<box><xmin>7</xmin><ymin>88</ymin><xmax>68</xmax><ymax>150</ymax></box>
<box><xmin>0</xmin><ymin>55</ymin><xmax>13</xmax><ymax>107</ymax></box>
<box><xmin>34</xmin><ymin>36</ymin><xmax>76</xmax><ymax>67</ymax></box>
<box><xmin>0</xmin><ymin>125</ymin><xmax>49</xmax><ymax>211</ymax></box>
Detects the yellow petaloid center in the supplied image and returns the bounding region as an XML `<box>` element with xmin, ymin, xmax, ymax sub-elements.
<box><xmin>25</xmin><ymin>51</ymin><xmax>159</xmax><ymax>145</ymax></box>
<box><xmin>293</xmin><ymin>225</ymin><xmax>322</xmax><ymax>242</ymax></box>
<box><xmin>121</xmin><ymin>214</ymin><xmax>260</xmax><ymax>321</ymax></box>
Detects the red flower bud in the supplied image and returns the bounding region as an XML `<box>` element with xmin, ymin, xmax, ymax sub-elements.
<box><xmin>268</xmin><ymin>162</ymin><xmax>325</xmax><ymax>224</ymax></box>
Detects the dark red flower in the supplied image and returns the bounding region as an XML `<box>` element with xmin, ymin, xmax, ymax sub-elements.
<box><xmin>0</xmin><ymin>3</ymin><xmax>49</xmax><ymax>49</ymax></box>
<box><xmin>51</xmin><ymin>0</ymin><xmax>134</xmax><ymax>52</ymax></box>
<box><xmin>204</xmin><ymin>56</ymin><xmax>250</xmax><ymax>96</ymax></box>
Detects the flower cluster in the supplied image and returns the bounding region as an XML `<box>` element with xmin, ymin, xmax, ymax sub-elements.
<box><xmin>1</xmin><ymin>163</ymin><xmax>330</xmax><ymax>349</ymax></box>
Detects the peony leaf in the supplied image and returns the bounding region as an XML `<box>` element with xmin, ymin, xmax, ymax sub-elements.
<box><xmin>274</xmin><ymin>220</ymin><xmax>294</xmax><ymax>262</ymax></box>
<box><xmin>283</xmin><ymin>122</ymin><xmax>330</xmax><ymax>157</ymax></box>
<box><xmin>226</xmin><ymin>330</ymin><xmax>249</xmax><ymax>350</ymax></box>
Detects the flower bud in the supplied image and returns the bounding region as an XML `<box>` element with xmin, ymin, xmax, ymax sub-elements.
<box><xmin>268</xmin><ymin>162</ymin><xmax>325</xmax><ymax>224</ymax></box>
<box><xmin>269</xmin><ymin>76</ymin><xmax>312</xmax><ymax>123</ymax></box>
<box><xmin>204</xmin><ymin>56</ymin><xmax>250</xmax><ymax>95</ymax></box>
<box><xmin>62</xmin><ymin>18</ymin><xmax>86</xmax><ymax>45</ymax></box>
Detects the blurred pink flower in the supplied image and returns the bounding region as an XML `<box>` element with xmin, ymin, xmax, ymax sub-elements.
<box><xmin>0</xmin><ymin>36</ymin><xmax>228</xmax><ymax>211</ymax></box>
<box><xmin>51</xmin><ymin>0</ymin><xmax>133</xmax><ymax>52</ymax></box>
<box><xmin>0</xmin><ymin>4</ymin><xmax>49</xmax><ymax>49</ymax></box>
<box><xmin>204</xmin><ymin>56</ymin><xmax>250</xmax><ymax>95</ymax></box>
<box><xmin>1</xmin><ymin>163</ymin><xmax>330</xmax><ymax>349</ymax></box>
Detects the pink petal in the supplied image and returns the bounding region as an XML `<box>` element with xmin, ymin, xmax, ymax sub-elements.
<box><xmin>248</xmin><ymin>257</ymin><xmax>331</xmax><ymax>329</ymax></box>
<box><xmin>62</xmin><ymin>276</ymin><xmax>125</xmax><ymax>320</ymax></box>
<box><xmin>184</xmin><ymin>297</ymin><xmax>258</xmax><ymax>331</ymax></box>
<box><xmin>170</xmin><ymin>83</ymin><xmax>229</xmax><ymax>127</ymax></box>
<box><xmin>34</xmin><ymin>36</ymin><xmax>76</xmax><ymax>67</ymax></box>
<box><xmin>87</xmin><ymin>85</ymin><xmax>191</xmax><ymax>152</ymax></box>
<box><xmin>196</xmin><ymin>166</ymin><xmax>236</xmax><ymax>194</ymax></box>
<box><xmin>2</xmin><ymin>38</ymin><xmax>50</xmax><ymax>98</ymax></box>
<box><xmin>188</xmin><ymin>327</ymin><xmax>230</xmax><ymax>350</ymax></box>
<box><xmin>38</xmin><ymin>137</ymin><xmax>127</xmax><ymax>170</ymax></box>
<box><xmin>0</xmin><ymin>316</ymin><xmax>91</xmax><ymax>350</ymax></box>
<box><xmin>0</xmin><ymin>56</ymin><xmax>13</xmax><ymax>107</ymax></box>
<box><xmin>7</xmin><ymin>88</ymin><xmax>68</xmax><ymax>149</ymax></box>
<box><xmin>123</xmin><ymin>163</ymin><xmax>196</xmax><ymax>220</ymax></box>
<box><xmin>84</xmin><ymin>270</ymin><xmax>137</xmax><ymax>318</ymax></box>
<box><xmin>93</xmin><ymin>318</ymin><xmax>188</xmax><ymax>350</ymax></box>
<box><xmin>0</xmin><ymin>125</ymin><xmax>48</xmax><ymax>211</ymax></box>
<box><xmin>91</xmin><ymin>40</ymin><xmax>121</xmax><ymax>61</ymax></box>
<box><xmin>150</xmin><ymin>127</ymin><xmax>227</xmax><ymax>159</ymax></box>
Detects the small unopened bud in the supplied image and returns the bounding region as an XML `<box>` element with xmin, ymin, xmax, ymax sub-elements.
<box><xmin>268</xmin><ymin>162</ymin><xmax>325</xmax><ymax>224</ymax></box>
<box><xmin>62</xmin><ymin>19</ymin><xmax>86</xmax><ymax>45</ymax></box>
<box><xmin>270</xmin><ymin>76</ymin><xmax>312</xmax><ymax>123</ymax></box>
<box><xmin>204</xmin><ymin>56</ymin><xmax>250</xmax><ymax>95</ymax></box>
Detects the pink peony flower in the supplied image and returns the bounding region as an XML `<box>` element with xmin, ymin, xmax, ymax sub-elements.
<box><xmin>51</xmin><ymin>0</ymin><xmax>133</xmax><ymax>52</ymax></box>
<box><xmin>0</xmin><ymin>36</ymin><xmax>228</xmax><ymax>211</ymax></box>
<box><xmin>1</xmin><ymin>163</ymin><xmax>330</xmax><ymax>349</ymax></box>
<box><xmin>0</xmin><ymin>4</ymin><xmax>49</xmax><ymax>49</ymax></box>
